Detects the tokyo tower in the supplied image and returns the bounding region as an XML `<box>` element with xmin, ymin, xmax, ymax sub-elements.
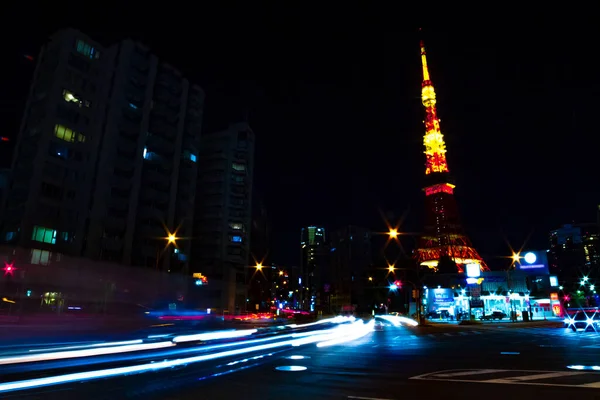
<box><xmin>414</xmin><ymin>40</ymin><xmax>488</xmax><ymax>273</ymax></box>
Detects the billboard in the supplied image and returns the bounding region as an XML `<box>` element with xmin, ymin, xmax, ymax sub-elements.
<box><xmin>517</xmin><ymin>251</ymin><xmax>549</xmax><ymax>275</ymax></box>
<box><xmin>428</xmin><ymin>288</ymin><xmax>454</xmax><ymax>307</ymax></box>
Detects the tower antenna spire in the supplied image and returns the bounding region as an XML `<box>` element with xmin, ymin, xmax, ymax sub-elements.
<box><xmin>420</xmin><ymin>39</ymin><xmax>430</xmax><ymax>83</ymax></box>
<box><xmin>414</xmin><ymin>36</ymin><xmax>489</xmax><ymax>273</ymax></box>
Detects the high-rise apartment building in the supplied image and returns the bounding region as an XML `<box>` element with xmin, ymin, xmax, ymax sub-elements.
<box><xmin>191</xmin><ymin>122</ymin><xmax>255</xmax><ymax>313</ymax></box>
<box><xmin>1</xmin><ymin>29</ymin><xmax>204</xmax><ymax>274</ymax></box>
<box><xmin>299</xmin><ymin>226</ymin><xmax>329</xmax><ymax>312</ymax></box>
<box><xmin>330</xmin><ymin>226</ymin><xmax>372</xmax><ymax>312</ymax></box>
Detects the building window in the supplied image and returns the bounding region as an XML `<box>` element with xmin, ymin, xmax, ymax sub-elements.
<box><xmin>54</xmin><ymin>124</ymin><xmax>85</xmax><ymax>143</ymax></box>
<box><xmin>230</xmin><ymin>235</ymin><xmax>243</xmax><ymax>243</ymax></box>
<box><xmin>183</xmin><ymin>150</ymin><xmax>197</xmax><ymax>163</ymax></box>
<box><xmin>48</xmin><ymin>142</ymin><xmax>69</xmax><ymax>160</ymax></box>
<box><xmin>31</xmin><ymin>249</ymin><xmax>51</xmax><ymax>265</ymax></box>
<box><xmin>32</xmin><ymin>226</ymin><xmax>57</xmax><ymax>244</ymax></box>
<box><xmin>229</xmin><ymin>223</ymin><xmax>244</xmax><ymax>231</ymax></box>
<box><xmin>75</xmin><ymin>39</ymin><xmax>100</xmax><ymax>59</ymax></box>
<box><xmin>232</xmin><ymin>162</ymin><xmax>245</xmax><ymax>172</ymax></box>
<box><xmin>63</xmin><ymin>90</ymin><xmax>90</xmax><ymax>107</ymax></box>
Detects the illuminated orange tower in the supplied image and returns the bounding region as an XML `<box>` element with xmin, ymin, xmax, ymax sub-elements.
<box><xmin>415</xmin><ymin>40</ymin><xmax>488</xmax><ymax>273</ymax></box>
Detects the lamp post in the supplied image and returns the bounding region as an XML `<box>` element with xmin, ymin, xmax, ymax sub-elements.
<box><xmin>383</xmin><ymin>226</ymin><xmax>424</xmax><ymax>325</ymax></box>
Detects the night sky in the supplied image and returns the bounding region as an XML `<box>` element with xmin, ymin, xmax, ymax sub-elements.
<box><xmin>2</xmin><ymin>6</ymin><xmax>599</xmax><ymax>267</ymax></box>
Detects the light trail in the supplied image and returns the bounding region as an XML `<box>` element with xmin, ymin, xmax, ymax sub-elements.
<box><xmin>0</xmin><ymin>341</ymin><xmax>175</xmax><ymax>366</ymax></box>
<box><xmin>0</xmin><ymin>319</ymin><xmax>371</xmax><ymax>393</ymax></box>
<box><xmin>172</xmin><ymin>329</ymin><xmax>257</xmax><ymax>343</ymax></box>
<box><xmin>28</xmin><ymin>340</ymin><xmax>144</xmax><ymax>353</ymax></box>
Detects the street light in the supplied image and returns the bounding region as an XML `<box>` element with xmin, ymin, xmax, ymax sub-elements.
<box><xmin>388</xmin><ymin>228</ymin><xmax>398</xmax><ymax>239</ymax></box>
<box><xmin>388</xmin><ymin>263</ymin><xmax>395</xmax><ymax>273</ymax></box>
<box><xmin>167</xmin><ymin>234</ymin><xmax>177</xmax><ymax>244</ymax></box>
<box><xmin>255</xmin><ymin>263</ymin><xmax>263</xmax><ymax>271</ymax></box>
<box><xmin>511</xmin><ymin>252</ymin><xmax>520</xmax><ymax>265</ymax></box>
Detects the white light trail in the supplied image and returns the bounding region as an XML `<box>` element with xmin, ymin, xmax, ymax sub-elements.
<box><xmin>172</xmin><ymin>329</ymin><xmax>257</xmax><ymax>343</ymax></box>
<box><xmin>0</xmin><ymin>341</ymin><xmax>175</xmax><ymax>366</ymax></box>
<box><xmin>0</xmin><ymin>319</ymin><xmax>372</xmax><ymax>393</ymax></box>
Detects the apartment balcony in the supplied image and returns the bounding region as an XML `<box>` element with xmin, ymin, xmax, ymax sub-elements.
<box><xmin>140</xmin><ymin>187</ymin><xmax>170</xmax><ymax>204</ymax></box>
<box><xmin>103</xmin><ymin>237</ymin><xmax>124</xmax><ymax>251</ymax></box>
<box><xmin>105</xmin><ymin>216</ymin><xmax>126</xmax><ymax>231</ymax></box>
<box><xmin>142</xmin><ymin>169</ymin><xmax>170</xmax><ymax>189</ymax></box>
<box><xmin>146</xmin><ymin>134</ymin><xmax>174</xmax><ymax>155</ymax></box>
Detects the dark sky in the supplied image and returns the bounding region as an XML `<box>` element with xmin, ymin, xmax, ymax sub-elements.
<box><xmin>3</xmin><ymin>6</ymin><xmax>599</xmax><ymax>267</ymax></box>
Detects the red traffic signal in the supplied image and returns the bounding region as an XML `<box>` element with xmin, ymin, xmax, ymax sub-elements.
<box><xmin>3</xmin><ymin>262</ymin><xmax>15</xmax><ymax>276</ymax></box>
<box><xmin>394</xmin><ymin>280</ymin><xmax>402</xmax><ymax>288</ymax></box>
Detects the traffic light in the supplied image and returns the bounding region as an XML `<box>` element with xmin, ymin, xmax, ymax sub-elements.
<box><xmin>394</xmin><ymin>280</ymin><xmax>402</xmax><ymax>288</ymax></box>
<box><xmin>3</xmin><ymin>262</ymin><xmax>14</xmax><ymax>276</ymax></box>
<box><xmin>193</xmin><ymin>273</ymin><xmax>208</xmax><ymax>286</ymax></box>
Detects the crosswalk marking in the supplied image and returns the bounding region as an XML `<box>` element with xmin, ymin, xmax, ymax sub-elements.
<box><xmin>434</xmin><ymin>369</ymin><xmax>504</xmax><ymax>378</ymax></box>
<box><xmin>486</xmin><ymin>371</ymin><xmax>581</xmax><ymax>382</ymax></box>
<box><xmin>411</xmin><ymin>369</ymin><xmax>600</xmax><ymax>389</ymax></box>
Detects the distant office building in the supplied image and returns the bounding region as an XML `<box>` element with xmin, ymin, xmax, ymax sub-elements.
<box><xmin>0</xmin><ymin>169</ymin><xmax>9</xmax><ymax>217</ymax></box>
<box><xmin>249</xmin><ymin>190</ymin><xmax>270</xmax><ymax>267</ymax></box>
<box><xmin>300</xmin><ymin>226</ymin><xmax>329</xmax><ymax>312</ymax></box>
<box><xmin>549</xmin><ymin>223</ymin><xmax>600</xmax><ymax>284</ymax></box>
<box><xmin>0</xmin><ymin>28</ymin><xmax>204</xmax><ymax>274</ymax></box>
<box><xmin>330</xmin><ymin>226</ymin><xmax>372</xmax><ymax>313</ymax></box>
<box><xmin>191</xmin><ymin>122</ymin><xmax>255</xmax><ymax>314</ymax></box>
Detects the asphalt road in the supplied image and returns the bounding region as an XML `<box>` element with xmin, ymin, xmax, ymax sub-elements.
<box><xmin>8</xmin><ymin>320</ymin><xmax>600</xmax><ymax>399</ymax></box>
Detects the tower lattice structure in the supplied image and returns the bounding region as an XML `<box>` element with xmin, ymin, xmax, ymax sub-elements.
<box><xmin>415</xmin><ymin>40</ymin><xmax>489</xmax><ymax>273</ymax></box>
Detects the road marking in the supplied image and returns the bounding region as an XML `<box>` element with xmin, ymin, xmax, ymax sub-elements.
<box><xmin>393</xmin><ymin>336</ymin><xmax>401</xmax><ymax>340</ymax></box>
<box><xmin>443</xmin><ymin>333</ymin><xmax>452</xmax><ymax>336</ymax></box>
<box><xmin>459</xmin><ymin>332</ymin><xmax>468</xmax><ymax>335</ymax></box>
<box><xmin>410</xmin><ymin>335</ymin><xmax>417</xmax><ymax>339</ymax></box>
<box><xmin>427</xmin><ymin>334</ymin><xmax>435</xmax><ymax>338</ymax></box>
<box><xmin>486</xmin><ymin>371</ymin><xmax>581</xmax><ymax>383</ymax></box>
<box><xmin>411</xmin><ymin>369</ymin><xmax>599</xmax><ymax>389</ymax></box>
<box><xmin>500</xmin><ymin>352</ymin><xmax>520</xmax><ymax>355</ymax></box>
<box><xmin>348</xmin><ymin>396</ymin><xmax>394</xmax><ymax>400</ymax></box>
<box><xmin>432</xmin><ymin>369</ymin><xmax>505</xmax><ymax>378</ymax></box>
<box><xmin>582</xmin><ymin>345</ymin><xmax>600</xmax><ymax>348</ymax></box>
<box><xmin>472</xmin><ymin>331</ymin><xmax>482</xmax><ymax>334</ymax></box>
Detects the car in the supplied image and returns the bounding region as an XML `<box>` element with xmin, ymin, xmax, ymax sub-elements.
<box><xmin>480</xmin><ymin>311</ymin><xmax>507</xmax><ymax>321</ymax></box>
<box><xmin>566</xmin><ymin>311</ymin><xmax>600</xmax><ymax>332</ymax></box>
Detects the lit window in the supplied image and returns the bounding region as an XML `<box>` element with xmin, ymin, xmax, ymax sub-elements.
<box><xmin>143</xmin><ymin>147</ymin><xmax>156</xmax><ymax>160</ymax></box>
<box><xmin>75</xmin><ymin>39</ymin><xmax>100</xmax><ymax>59</ymax></box>
<box><xmin>230</xmin><ymin>235</ymin><xmax>243</xmax><ymax>243</ymax></box>
<box><xmin>129</xmin><ymin>103</ymin><xmax>138</xmax><ymax>110</ymax></box>
<box><xmin>229</xmin><ymin>223</ymin><xmax>243</xmax><ymax>231</ymax></box>
<box><xmin>232</xmin><ymin>163</ymin><xmax>245</xmax><ymax>171</ymax></box>
<box><xmin>54</xmin><ymin>124</ymin><xmax>85</xmax><ymax>143</ymax></box>
<box><xmin>31</xmin><ymin>249</ymin><xmax>51</xmax><ymax>265</ymax></box>
<box><xmin>49</xmin><ymin>142</ymin><xmax>69</xmax><ymax>160</ymax></box>
<box><xmin>183</xmin><ymin>150</ymin><xmax>197</xmax><ymax>163</ymax></box>
<box><xmin>32</xmin><ymin>226</ymin><xmax>57</xmax><ymax>245</ymax></box>
<box><xmin>63</xmin><ymin>90</ymin><xmax>90</xmax><ymax>107</ymax></box>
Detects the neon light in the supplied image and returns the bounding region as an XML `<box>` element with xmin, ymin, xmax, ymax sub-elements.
<box><xmin>424</xmin><ymin>183</ymin><xmax>455</xmax><ymax>196</ymax></box>
<box><xmin>420</xmin><ymin>41</ymin><xmax>449</xmax><ymax>175</ymax></box>
<box><xmin>519</xmin><ymin>264</ymin><xmax>544</xmax><ymax>270</ymax></box>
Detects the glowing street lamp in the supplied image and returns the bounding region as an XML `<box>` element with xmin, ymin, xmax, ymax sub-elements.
<box><xmin>388</xmin><ymin>263</ymin><xmax>395</xmax><ymax>273</ymax></box>
<box><xmin>167</xmin><ymin>234</ymin><xmax>177</xmax><ymax>244</ymax></box>
<box><xmin>255</xmin><ymin>263</ymin><xmax>263</xmax><ymax>271</ymax></box>
<box><xmin>388</xmin><ymin>228</ymin><xmax>398</xmax><ymax>239</ymax></box>
<box><xmin>590</xmin><ymin>285</ymin><xmax>595</xmax><ymax>291</ymax></box>
<box><xmin>511</xmin><ymin>252</ymin><xmax>520</xmax><ymax>264</ymax></box>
